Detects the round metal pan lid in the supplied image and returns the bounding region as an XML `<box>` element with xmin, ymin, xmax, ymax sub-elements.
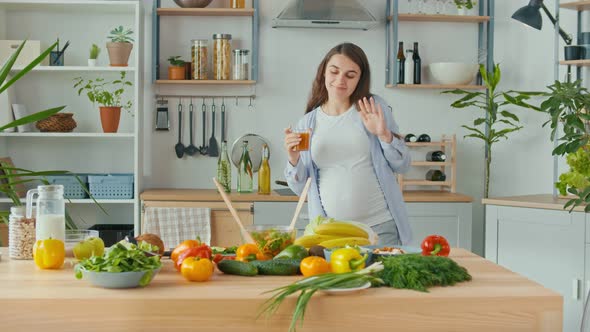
<box><xmin>231</xmin><ymin>133</ymin><xmax>271</xmax><ymax>172</ymax></box>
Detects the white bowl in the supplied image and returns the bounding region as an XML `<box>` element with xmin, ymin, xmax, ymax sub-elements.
<box><xmin>428</xmin><ymin>62</ymin><xmax>479</xmax><ymax>85</ymax></box>
<box><xmin>80</xmin><ymin>268</ymin><xmax>161</xmax><ymax>289</ymax></box>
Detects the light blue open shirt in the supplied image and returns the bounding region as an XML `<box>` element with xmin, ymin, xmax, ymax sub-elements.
<box><xmin>284</xmin><ymin>95</ymin><xmax>413</xmax><ymax>245</ymax></box>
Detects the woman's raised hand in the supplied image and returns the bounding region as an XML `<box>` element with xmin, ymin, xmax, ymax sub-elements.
<box><xmin>284</xmin><ymin>127</ymin><xmax>301</xmax><ymax>166</ymax></box>
<box><xmin>358</xmin><ymin>96</ymin><xmax>393</xmax><ymax>143</ymax></box>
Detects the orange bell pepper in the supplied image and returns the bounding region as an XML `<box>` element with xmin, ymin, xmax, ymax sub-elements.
<box><xmin>171</xmin><ymin>239</ymin><xmax>201</xmax><ymax>263</ymax></box>
<box><xmin>300</xmin><ymin>256</ymin><xmax>331</xmax><ymax>277</ymax></box>
<box><xmin>181</xmin><ymin>257</ymin><xmax>214</xmax><ymax>282</ymax></box>
<box><xmin>236</xmin><ymin>243</ymin><xmax>269</xmax><ymax>262</ymax></box>
<box><xmin>33</xmin><ymin>238</ymin><xmax>65</xmax><ymax>270</ymax></box>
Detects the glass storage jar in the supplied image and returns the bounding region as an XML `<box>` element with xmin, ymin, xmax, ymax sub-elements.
<box><xmin>230</xmin><ymin>0</ymin><xmax>245</xmax><ymax>8</ymax></box>
<box><xmin>191</xmin><ymin>39</ymin><xmax>208</xmax><ymax>80</ymax></box>
<box><xmin>232</xmin><ymin>49</ymin><xmax>250</xmax><ymax>80</ymax></box>
<box><xmin>213</xmin><ymin>34</ymin><xmax>232</xmax><ymax>80</ymax></box>
<box><xmin>8</xmin><ymin>206</ymin><xmax>35</xmax><ymax>260</ymax></box>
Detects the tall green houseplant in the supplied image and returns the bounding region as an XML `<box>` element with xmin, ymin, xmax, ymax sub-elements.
<box><xmin>443</xmin><ymin>64</ymin><xmax>541</xmax><ymax>198</ymax></box>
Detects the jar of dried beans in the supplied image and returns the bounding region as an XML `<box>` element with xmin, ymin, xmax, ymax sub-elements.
<box><xmin>213</xmin><ymin>34</ymin><xmax>232</xmax><ymax>80</ymax></box>
<box><xmin>191</xmin><ymin>39</ymin><xmax>208</xmax><ymax>80</ymax></box>
<box><xmin>8</xmin><ymin>206</ymin><xmax>35</xmax><ymax>260</ymax></box>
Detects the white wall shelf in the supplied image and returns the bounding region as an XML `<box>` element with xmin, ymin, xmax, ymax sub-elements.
<box><xmin>0</xmin><ymin>132</ymin><xmax>134</xmax><ymax>138</ymax></box>
<box><xmin>11</xmin><ymin>66</ymin><xmax>136</xmax><ymax>72</ymax></box>
<box><xmin>0</xmin><ymin>198</ymin><xmax>134</xmax><ymax>204</ymax></box>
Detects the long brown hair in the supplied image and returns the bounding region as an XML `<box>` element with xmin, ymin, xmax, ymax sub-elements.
<box><xmin>305</xmin><ymin>43</ymin><xmax>371</xmax><ymax>114</ymax></box>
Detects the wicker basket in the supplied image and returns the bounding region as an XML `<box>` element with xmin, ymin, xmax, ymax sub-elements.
<box><xmin>36</xmin><ymin>113</ymin><xmax>77</xmax><ymax>132</ymax></box>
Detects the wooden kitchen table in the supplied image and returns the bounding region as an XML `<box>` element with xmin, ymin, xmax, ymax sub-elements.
<box><xmin>0</xmin><ymin>248</ymin><xmax>562</xmax><ymax>332</ymax></box>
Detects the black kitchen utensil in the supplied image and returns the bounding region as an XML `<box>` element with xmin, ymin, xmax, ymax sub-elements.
<box><xmin>221</xmin><ymin>98</ymin><xmax>226</xmax><ymax>142</ymax></box>
<box><xmin>155</xmin><ymin>99</ymin><xmax>169</xmax><ymax>131</ymax></box>
<box><xmin>208</xmin><ymin>99</ymin><xmax>219</xmax><ymax>157</ymax></box>
<box><xmin>185</xmin><ymin>98</ymin><xmax>198</xmax><ymax>156</ymax></box>
<box><xmin>174</xmin><ymin>99</ymin><xmax>185</xmax><ymax>158</ymax></box>
<box><xmin>199</xmin><ymin>99</ymin><xmax>208</xmax><ymax>155</ymax></box>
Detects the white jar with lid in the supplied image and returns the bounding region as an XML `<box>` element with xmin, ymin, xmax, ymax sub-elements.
<box><xmin>8</xmin><ymin>206</ymin><xmax>35</xmax><ymax>260</ymax></box>
<box><xmin>232</xmin><ymin>49</ymin><xmax>250</xmax><ymax>80</ymax></box>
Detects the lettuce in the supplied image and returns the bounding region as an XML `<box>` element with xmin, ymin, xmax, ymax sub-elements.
<box><xmin>556</xmin><ymin>148</ymin><xmax>590</xmax><ymax>195</ymax></box>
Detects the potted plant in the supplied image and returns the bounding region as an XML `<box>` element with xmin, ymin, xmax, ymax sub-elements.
<box><xmin>88</xmin><ymin>44</ymin><xmax>100</xmax><ymax>67</ymax></box>
<box><xmin>73</xmin><ymin>71</ymin><xmax>133</xmax><ymax>133</ymax></box>
<box><xmin>533</xmin><ymin>80</ymin><xmax>590</xmax><ymax>211</ymax></box>
<box><xmin>443</xmin><ymin>64</ymin><xmax>541</xmax><ymax>198</ymax></box>
<box><xmin>454</xmin><ymin>0</ymin><xmax>476</xmax><ymax>15</ymax></box>
<box><xmin>106</xmin><ymin>26</ymin><xmax>133</xmax><ymax>67</ymax></box>
<box><xmin>167</xmin><ymin>56</ymin><xmax>186</xmax><ymax>80</ymax></box>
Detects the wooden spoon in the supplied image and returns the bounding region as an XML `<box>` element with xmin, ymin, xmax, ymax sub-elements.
<box><xmin>212</xmin><ymin>177</ymin><xmax>255</xmax><ymax>243</ymax></box>
<box><xmin>288</xmin><ymin>177</ymin><xmax>312</xmax><ymax>231</ymax></box>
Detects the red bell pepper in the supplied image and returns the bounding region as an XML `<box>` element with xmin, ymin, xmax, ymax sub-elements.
<box><xmin>421</xmin><ymin>235</ymin><xmax>450</xmax><ymax>257</ymax></box>
<box><xmin>175</xmin><ymin>244</ymin><xmax>213</xmax><ymax>271</ymax></box>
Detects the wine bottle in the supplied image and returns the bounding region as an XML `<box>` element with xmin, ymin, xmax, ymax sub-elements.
<box><xmin>404</xmin><ymin>134</ymin><xmax>417</xmax><ymax>142</ymax></box>
<box><xmin>258</xmin><ymin>144</ymin><xmax>271</xmax><ymax>195</ymax></box>
<box><xmin>396</xmin><ymin>42</ymin><xmax>405</xmax><ymax>84</ymax></box>
<box><xmin>404</xmin><ymin>49</ymin><xmax>414</xmax><ymax>85</ymax></box>
<box><xmin>425</xmin><ymin>170</ymin><xmax>446</xmax><ymax>181</ymax></box>
<box><xmin>426</xmin><ymin>150</ymin><xmax>446</xmax><ymax>162</ymax></box>
<box><xmin>412</xmin><ymin>42</ymin><xmax>421</xmax><ymax>84</ymax></box>
<box><xmin>417</xmin><ymin>134</ymin><xmax>431</xmax><ymax>142</ymax></box>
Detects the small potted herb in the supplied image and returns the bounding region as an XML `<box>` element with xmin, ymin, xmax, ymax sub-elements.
<box><xmin>73</xmin><ymin>71</ymin><xmax>133</xmax><ymax>133</ymax></box>
<box><xmin>167</xmin><ymin>56</ymin><xmax>186</xmax><ymax>80</ymax></box>
<box><xmin>106</xmin><ymin>26</ymin><xmax>134</xmax><ymax>67</ymax></box>
<box><xmin>88</xmin><ymin>44</ymin><xmax>100</xmax><ymax>67</ymax></box>
<box><xmin>454</xmin><ymin>0</ymin><xmax>476</xmax><ymax>15</ymax></box>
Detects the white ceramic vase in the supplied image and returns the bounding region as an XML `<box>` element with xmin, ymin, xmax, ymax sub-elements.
<box><xmin>88</xmin><ymin>59</ymin><xmax>97</xmax><ymax>67</ymax></box>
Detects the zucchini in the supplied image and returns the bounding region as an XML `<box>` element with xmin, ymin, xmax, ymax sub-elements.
<box><xmin>217</xmin><ymin>260</ymin><xmax>258</xmax><ymax>276</ymax></box>
<box><xmin>251</xmin><ymin>259</ymin><xmax>301</xmax><ymax>276</ymax></box>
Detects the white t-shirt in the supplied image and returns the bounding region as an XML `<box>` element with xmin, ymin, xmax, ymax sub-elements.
<box><xmin>311</xmin><ymin>106</ymin><xmax>393</xmax><ymax>227</ymax></box>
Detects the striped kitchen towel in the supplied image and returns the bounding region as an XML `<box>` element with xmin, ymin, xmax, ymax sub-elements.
<box><xmin>142</xmin><ymin>207</ymin><xmax>211</xmax><ymax>250</ymax></box>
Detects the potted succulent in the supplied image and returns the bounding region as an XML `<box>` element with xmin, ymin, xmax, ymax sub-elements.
<box><xmin>454</xmin><ymin>0</ymin><xmax>476</xmax><ymax>15</ymax></box>
<box><xmin>73</xmin><ymin>71</ymin><xmax>133</xmax><ymax>133</ymax></box>
<box><xmin>106</xmin><ymin>26</ymin><xmax>134</xmax><ymax>67</ymax></box>
<box><xmin>88</xmin><ymin>44</ymin><xmax>100</xmax><ymax>67</ymax></box>
<box><xmin>443</xmin><ymin>64</ymin><xmax>542</xmax><ymax>198</ymax></box>
<box><xmin>167</xmin><ymin>56</ymin><xmax>186</xmax><ymax>80</ymax></box>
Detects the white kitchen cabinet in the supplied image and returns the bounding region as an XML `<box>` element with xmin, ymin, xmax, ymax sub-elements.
<box><xmin>0</xmin><ymin>1</ymin><xmax>143</xmax><ymax>232</ymax></box>
<box><xmin>486</xmin><ymin>205</ymin><xmax>585</xmax><ymax>332</ymax></box>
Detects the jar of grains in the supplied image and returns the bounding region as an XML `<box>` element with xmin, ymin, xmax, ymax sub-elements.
<box><xmin>8</xmin><ymin>206</ymin><xmax>35</xmax><ymax>260</ymax></box>
<box><xmin>213</xmin><ymin>34</ymin><xmax>232</xmax><ymax>80</ymax></box>
<box><xmin>191</xmin><ymin>39</ymin><xmax>208</xmax><ymax>80</ymax></box>
<box><xmin>232</xmin><ymin>49</ymin><xmax>250</xmax><ymax>80</ymax></box>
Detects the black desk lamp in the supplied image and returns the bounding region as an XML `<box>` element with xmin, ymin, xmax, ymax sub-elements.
<box><xmin>512</xmin><ymin>0</ymin><xmax>573</xmax><ymax>81</ymax></box>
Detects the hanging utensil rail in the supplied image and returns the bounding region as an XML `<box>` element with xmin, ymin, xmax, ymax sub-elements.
<box><xmin>155</xmin><ymin>94</ymin><xmax>256</xmax><ymax>100</ymax></box>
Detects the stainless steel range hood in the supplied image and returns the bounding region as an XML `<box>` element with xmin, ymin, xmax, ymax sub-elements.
<box><xmin>272</xmin><ymin>0</ymin><xmax>378</xmax><ymax>30</ymax></box>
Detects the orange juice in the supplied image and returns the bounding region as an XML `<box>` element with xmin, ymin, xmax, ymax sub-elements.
<box><xmin>295</xmin><ymin>131</ymin><xmax>310</xmax><ymax>151</ymax></box>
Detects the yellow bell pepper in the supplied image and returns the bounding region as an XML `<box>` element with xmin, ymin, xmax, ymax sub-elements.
<box><xmin>330</xmin><ymin>247</ymin><xmax>367</xmax><ymax>274</ymax></box>
<box><xmin>236</xmin><ymin>243</ymin><xmax>269</xmax><ymax>262</ymax></box>
<box><xmin>181</xmin><ymin>257</ymin><xmax>214</xmax><ymax>282</ymax></box>
<box><xmin>33</xmin><ymin>238</ymin><xmax>65</xmax><ymax>270</ymax></box>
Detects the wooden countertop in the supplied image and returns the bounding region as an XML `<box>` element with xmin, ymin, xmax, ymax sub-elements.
<box><xmin>0</xmin><ymin>248</ymin><xmax>561</xmax><ymax>331</ymax></box>
<box><xmin>482</xmin><ymin>194</ymin><xmax>586</xmax><ymax>212</ymax></box>
<box><xmin>140</xmin><ymin>189</ymin><xmax>473</xmax><ymax>203</ymax></box>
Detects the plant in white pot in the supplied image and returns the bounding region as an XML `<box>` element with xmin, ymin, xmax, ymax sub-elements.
<box><xmin>73</xmin><ymin>71</ymin><xmax>133</xmax><ymax>133</ymax></box>
<box><xmin>88</xmin><ymin>44</ymin><xmax>100</xmax><ymax>67</ymax></box>
<box><xmin>106</xmin><ymin>26</ymin><xmax>133</xmax><ymax>67</ymax></box>
<box><xmin>454</xmin><ymin>0</ymin><xmax>476</xmax><ymax>15</ymax></box>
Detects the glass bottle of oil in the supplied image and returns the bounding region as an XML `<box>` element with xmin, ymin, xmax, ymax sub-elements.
<box><xmin>237</xmin><ymin>141</ymin><xmax>253</xmax><ymax>193</ymax></box>
<box><xmin>258</xmin><ymin>144</ymin><xmax>271</xmax><ymax>194</ymax></box>
<box><xmin>217</xmin><ymin>141</ymin><xmax>231</xmax><ymax>193</ymax></box>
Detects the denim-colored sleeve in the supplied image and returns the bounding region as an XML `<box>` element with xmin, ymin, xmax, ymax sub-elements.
<box><xmin>375</xmin><ymin>97</ymin><xmax>411</xmax><ymax>174</ymax></box>
<box><xmin>284</xmin><ymin>158</ymin><xmax>308</xmax><ymax>195</ymax></box>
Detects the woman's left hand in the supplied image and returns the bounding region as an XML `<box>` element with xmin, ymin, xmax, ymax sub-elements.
<box><xmin>358</xmin><ymin>97</ymin><xmax>393</xmax><ymax>143</ymax></box>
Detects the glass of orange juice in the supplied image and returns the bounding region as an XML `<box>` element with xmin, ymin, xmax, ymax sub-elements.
<box><xmin>293</xmin><ymin>128</ymin><xmax>311</xmax><ymax>151</ymax></box>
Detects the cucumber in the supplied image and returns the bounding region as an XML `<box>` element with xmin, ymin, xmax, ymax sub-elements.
<box><xmin>250</xmin><ymin>259</ymin><xmax>301</xmax><ymax>276</ymax></box>
<box><xmin>217</xmin><ymin>260</ymin><xmax>258</xmax><ymax>276</ymax></box>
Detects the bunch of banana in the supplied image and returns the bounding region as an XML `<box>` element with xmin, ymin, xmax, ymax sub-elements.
<box><xmin>294</xmin><ymin>222</ymin><xmax>370</xmax><ymax>248</ymax></box>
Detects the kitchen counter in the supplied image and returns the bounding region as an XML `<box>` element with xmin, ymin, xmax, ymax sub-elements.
<box><xmin>482</xmin><ymin>194</ymin><xmax>584</xmax><ymax>212</ymax></box>
<box><xmin>140</xmin><ymin>189</ymin><xmax>473</xmax><ymax>203</ymax></box>
<box><xmin>0</xmin><ymin>248</ymin><xmax>561</xmax><ymax>331</ymax></box>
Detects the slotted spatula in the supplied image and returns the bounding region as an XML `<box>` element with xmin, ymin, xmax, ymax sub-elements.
<box><xmin>208</xmin><ymin>99</ymin><xmax>219</xmax><ymax>157</ymax></box>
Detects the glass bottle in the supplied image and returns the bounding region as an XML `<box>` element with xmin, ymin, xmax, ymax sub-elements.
<box><xmin>230</xmin><ymin>0</ymin><xmax>245</xmax><ymax>8</ymax></box>
<box><xmin>426</xmin><ymin>170</ymin><xmax>447</xmax><ymax>181</ymax></box>
<box><xmin>258</xmin><ymin>144</ymin><xmax>271</xmax><ymax>195</ymax></box>
<box><xmin>26</xmin><ymin>184</ymin><xmax>65</xmax><ymax>242</ymax></box>
<box><xmin>396</xmin><ymin>41</ymin><xmax>405</xmax><ymax>84</ymax></box>
<box><xmin>8</xmin><ymin>206</ymin><xmax>35</xmax><ymax>260</ymax></box>
<box><xmin>412</xmin><ymin>42</ymin><xmax>422</xmax><ymax>84</ymax></box>
<box><xmin>217</xmin><ymin>141</ymin><xmax>232</xmax><ymax>193</ymax></box>
<box><xmin>404</xmin><ymin>49</ymin><xmax>414</xmax><ymax>85</ymax></box>
<box><xmin>426</xmin><ymin>150</ymin><xmax>447</xmax><ymax>162</ymax></box>
<box><xmin>237</xmin><ymin>140</ymin><xmax>253</xmax><ymax>193</ymax></box>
